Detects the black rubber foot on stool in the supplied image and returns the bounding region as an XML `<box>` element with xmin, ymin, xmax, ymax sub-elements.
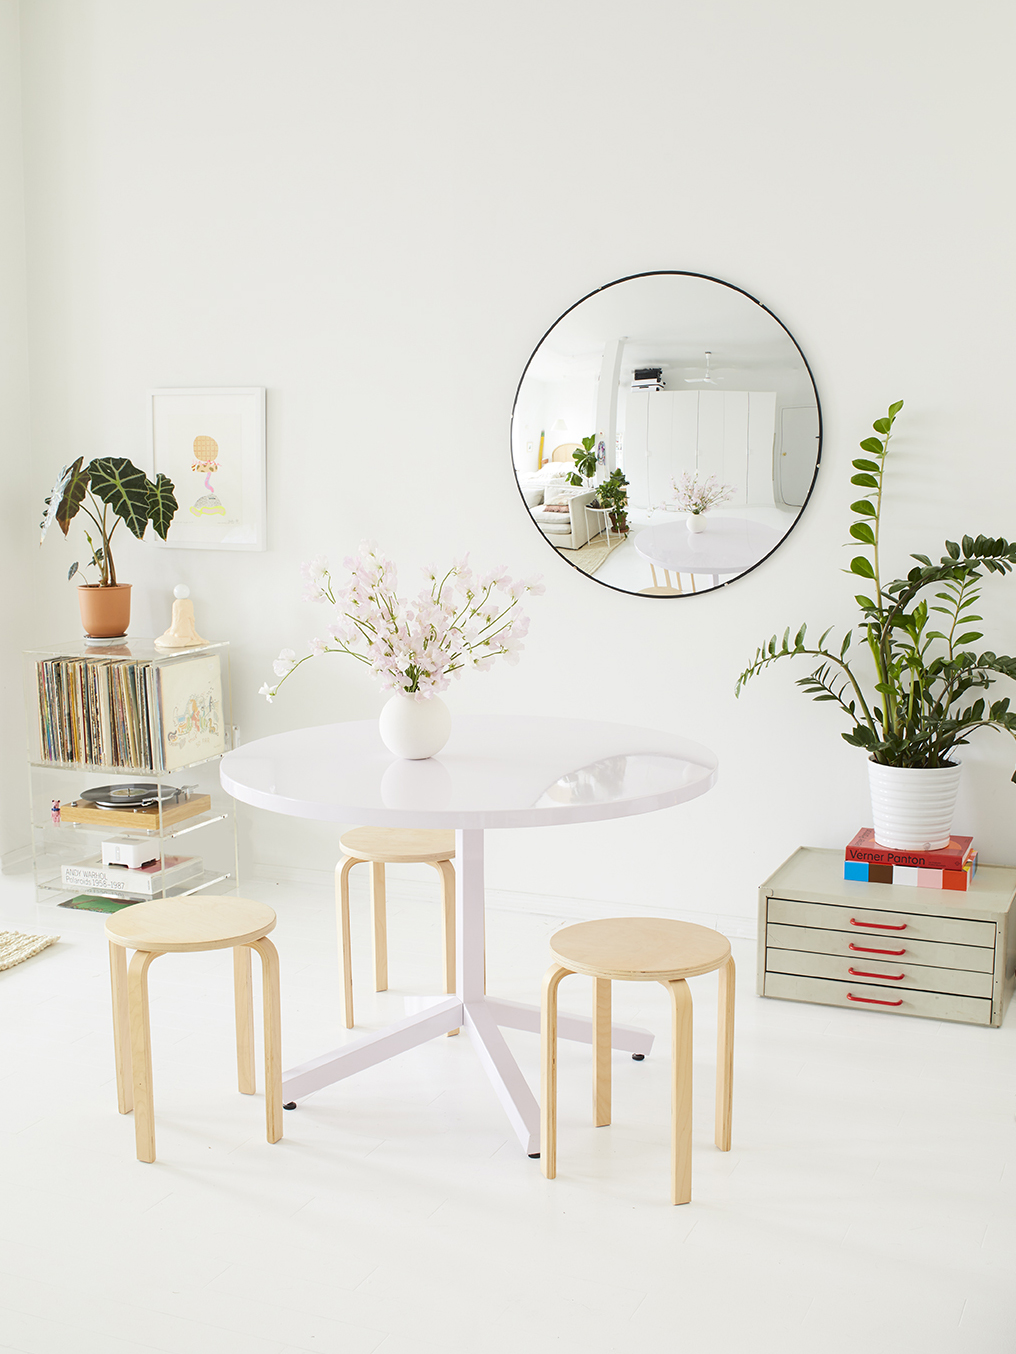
<box><xmin>632</xmin><ymin>1053</ymin><xmax>645</xmax><ymax>1061</ymax></box>
<box><xmin>283</xmin><ymin>1102</ymin><xmax>297</xmax><ymax>1110</ymax></box>
<box><xmin>528</xmin><ymin>1152</ymin><xmax>541</xmax><ymax>1158</ymax></box>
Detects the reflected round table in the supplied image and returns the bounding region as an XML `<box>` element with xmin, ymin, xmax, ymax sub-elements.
<box><xmin>220</xmin><ymin>714</ymin><xmax>717</xmax><ymax>1155</ymax></box>
<box><xmin>635</xmin><ymin>518</ymin><xmax>781</xmax><ymax>588</ymax></box>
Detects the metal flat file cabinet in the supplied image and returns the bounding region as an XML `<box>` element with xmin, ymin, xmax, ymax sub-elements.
<box><xmin>758</xmin><ymin>847</ymin><xmax>1016</xmax><ymax>1027</ymax></box>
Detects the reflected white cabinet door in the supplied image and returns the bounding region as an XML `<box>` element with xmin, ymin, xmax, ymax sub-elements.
<box><xmin>624</xmin><ymin>389</ymin><xmax>650</xmax><ymax>507</ymax></box>
<box><xmin>779</xmin><ymin>405</ymin><xmax>820</xmax><ymax>506</ymax></box>
<box><xmin>747</xmin><ymin>391</ymin><xmax>777</xmax><ymax>506</ymax></box>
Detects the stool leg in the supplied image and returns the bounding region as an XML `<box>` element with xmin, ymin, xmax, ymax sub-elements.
<box><xmin>540</xmin><ymin>963</ymin><xmax>570</xmax><ymax>1179</ymax></box>
<box><xmin>127</xmin><ymin>950</ymin><xmax>160</xmax><ymax>1163</ymax></box>
<box><xmin>592</xmin><ymin>976</ymin><xmax>611</xmax><ymax>1127</ymax></box>
<box><xmin>371</xmin><ymin>861</ymin><xmax>388</xmax><ymax>992</ymax></box>
<box><xmin>250</xmin><ymin>938</ymin><xmax>283</xmax><ymax>1144</ymax></box>
<box><xmin>108</xmin><ymin>941</ymin><xmax>132</xmax><ymax>1114</ymax></box>
<box><xmin>233</xmin><ymin>945</ymin><xmax>256</xmax><ymax>1094</ymax></box>
<box><xmin>433</xmin><ymin>858</ymin><xmax>458</xmax><ymax>1036</ymax></box>
<box><xmin>664</xmin><ymin>978</ymin><xmax>693</xmax><ymax>1205</ymax></box>
<box><xmin>336</xmin><ymin>856</ymin><xmax>356</xmax><ymax>1028</ymax></box>
<box><xmin>715</xmin><ymin>955</ymin><xmax>735</xmax><ymax>1151</ymax></box>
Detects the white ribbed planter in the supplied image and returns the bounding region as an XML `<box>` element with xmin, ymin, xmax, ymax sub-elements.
<box><xmin>867</xmin><ymin>760</ymin><xmax>962</xmax><ymax>850</ymax></box>
<box><xmin>378</xmin><ymin>693</ymin><xmax>451</xmax><ymax>760</ymax></box>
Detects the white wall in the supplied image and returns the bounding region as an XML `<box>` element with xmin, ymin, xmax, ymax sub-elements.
<box><xmin>0</xmin><ymin>0</ymin><xmax>34</xmax><ymax>861</ymax></box>
<box><xmin>10</xmin><ymin>0</ymin><xmax>1016</xmax><ymax>922</ymax></box>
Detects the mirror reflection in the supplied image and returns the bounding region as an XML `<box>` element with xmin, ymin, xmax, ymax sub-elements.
<box><xmin>511</xmin><ymin>272</ymin><xmax>821</xmax><ymax>596</ymax></box>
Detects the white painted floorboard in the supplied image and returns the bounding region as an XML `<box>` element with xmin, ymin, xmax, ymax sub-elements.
<box><xmin>0</xmin><ymin>869</ymin><xmax>1014</xmax><ymax>1354</ymax></box>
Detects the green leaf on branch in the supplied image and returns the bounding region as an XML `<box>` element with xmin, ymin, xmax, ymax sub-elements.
<box><xmin>89</xmin><ymin>457</ymin><xmax>151</xmax><ymax>538</ymax></box>
<box><xmin>146</xmin><ymin>473</ymin><xmax>178</xmax><ymax>540</ymax></box>
<box><xmin>851</xmin><ymin>499</ymin><xmax>877</xmax><ymax>515</ymax></box>
<box><xmin>859</xmin><ymin>438</ymin><xmax>884</xmax><ymax>455</ymax></box>
<box><xmin>888</xmin><ymin>400</ymin><xmax>904</xmax><ymax>417</ymax></box>
<box><xmin>850</xmin><ymin>522</ymin><xmax>875</xmax><ymax>544</ymax></box>
<box><xmin>852</xmin><ymin>459</ymin><xmax>880</xmax><ymax>472</ymax></box>
<box><xmin>873</xmin><ymin>418</ymin><xmax>891</xmax><ymax>434</ymax></box>
<box><xmin>54</xmin><ymin>457</ymin><xmax>91</xmax><ymax>537</ymax></box>
<box><xmin>945</xmin><ymin>540</ymin><xmax>961</xmax><ymax>559</ymax></box>
<box><xmin>851</xmin><ymin>474</ymin><xmax>878</xmax><ymax>488</ymax></box>
<box><xmin>850</xmin><ymin>556</ymin><xmax>875</xmax><ymax>578</ymax></box>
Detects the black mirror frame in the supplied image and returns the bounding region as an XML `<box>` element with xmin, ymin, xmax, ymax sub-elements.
<box><xmin>510</xmin><ymin>270</ymin><xmax>823</xmax><ymax>599</ymax></box>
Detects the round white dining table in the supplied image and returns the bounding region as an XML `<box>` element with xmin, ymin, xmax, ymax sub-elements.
<box><xmin>220</xmin><ymin>714</ymin><xmax>717</xmax><ymax>1155</ymax></box>
<box><xmin>635</xmin><ymin>517</ymin><xmax>781</xmax><ymax>587</ymax></box>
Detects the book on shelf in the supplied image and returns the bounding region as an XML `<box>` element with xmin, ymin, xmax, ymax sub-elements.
<box><xmin>60</xmin><ymin>854</ymin><xmax>203</xmax><ymax>896</ymax></box>
<box><xmin>843</xmin><ymin>853</ymin><xmax>978</xmax><ymax>892</ymax></box>
<box><xmin>35</xmin><ymin>651</ymin><xmax>225</xmax><ymax>772</ymax></box>
<box><xmin>844</xmin><ymin>828</ymin><xmax>975</xmax><ymax>872</ymax></box>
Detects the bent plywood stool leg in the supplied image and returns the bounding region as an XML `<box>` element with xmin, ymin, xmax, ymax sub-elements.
<box><xmin>234</xmin><ymin>944</ymin><xmax>256</xmax><ymax>1095</ymax></box>
<box><xmin>251</xmin><ymin>936</ymin><xmax>283</xmax><ymax>1144</ymax></box>
<box><xmin>663</xmin><ymin>978</ymin><xmax>694</xmax><ymax>1206</ymax></box>
<box><xmin>371</xmin><ymin>861</ymin><xmax>388</xmax><ymax>992</ymax></box>
<box><xmin>540</xmin><ymin>963</ymin><xmax>570</xmax><ymax>1180</ymax></box>
<box><xmin>433</xmin><ymin>857</ymin><xmax>459</xmax><ymax>1035</ymax></box>
<box><xmin>127</xmin><ymin>949</ymin><xmax>160</xmax><ymax>1164</ymax></box>
<box><xmin>335</xmin><ymin>856</ymin><xmax>356</xmax><ymax>1029</ymax></box>
<box><xmin>108</xmin><ymin>939</ymin><xmax>133</xmax><ymax>1115</ymax></box>
<box><xmin>715</xmin><ymin>955</ymin><xmax>735</xmax><ymax>1152</ymax></box>
<box><xmin>592</xmin><ymin>976</ymin><xmax>611</xmax><ymax>1128</ymax></box>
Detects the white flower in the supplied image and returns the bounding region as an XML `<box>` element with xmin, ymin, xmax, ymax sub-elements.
<box><xmin>258</xmin><ymin>682</ymin><xmax>276</xmax><ymax>703</ymax></box>
<box><xmin>272</xmin><ymin>648</ymin><xmax>297</xmax><ymax>677</ymax></box>
<box><xmin>309</xmin><ymin>637</ymin><xmax>327</xmax><ymax>656</ymax></box>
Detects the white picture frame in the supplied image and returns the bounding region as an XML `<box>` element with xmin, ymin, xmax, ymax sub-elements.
<box><xmin>149</xmin><ymin>387</ymin><xmax>266</xmax><ymax>551</ymax></box>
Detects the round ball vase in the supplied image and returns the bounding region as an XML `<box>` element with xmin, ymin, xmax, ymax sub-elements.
<box><xmin>78</xmin><ymin>583</ymin><xmax>131</xmax><ymax>639</ymax></box>
<box><xmin>378</xmin><ymin>693</ymin><xmax>451</xmax><ymax>760</ymax></box>
<box><xmin>867</xmin><ymin>760</ymin><xmax>962</xmax><ymax>850</ymax></box>
<box><xmin>686</xmin><ymin>514</ymin><xmax>706</xmax><ymax>534</ymax></box>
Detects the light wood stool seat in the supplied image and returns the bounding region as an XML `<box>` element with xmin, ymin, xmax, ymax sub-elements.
<box><xmin>541</xmin><ymin>917</ymin><xmax>734</xmax><ymax>1204</ymax></box>
<box><xmin>105</xmin><ymin>895</ymin><xmax>282</xmax><ymax>1163</ymax></box>
<box><xmin>336</xmin><ymin>827</ymin><xmax>457</xmax><ymax>1031</ymax></box>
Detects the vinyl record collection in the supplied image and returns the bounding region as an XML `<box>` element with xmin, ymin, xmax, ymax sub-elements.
<box><xmin>36</xmin><ymin>656</ymin><xmax>165</xmax><ymax>771</ymax></box>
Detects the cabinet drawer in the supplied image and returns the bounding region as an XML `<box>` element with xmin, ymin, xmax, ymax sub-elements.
<box><xmin>766</xmin><ymin>921</ymin><xmax>995</xmax><ymax>974</ymax></box>
<box><xmin>765</xmin><ymin>945</ymin><xmax>993</xmax><ymax>998</ymax></box>
<box><xmin>768</xmin><ymin>896</ymin><xmax>995</xmax><ymax>948</ymax></box>
<box><xmin>763</xmin><ymin>971</ymin><xmax>992</xmax><ymax>1025</ymax></box>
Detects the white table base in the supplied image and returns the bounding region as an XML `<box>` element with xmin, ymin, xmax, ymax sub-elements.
<box><xmin>280</xmin><ymin>829</ymin><xmax>654</xmax><ymax>1155</ymax></box>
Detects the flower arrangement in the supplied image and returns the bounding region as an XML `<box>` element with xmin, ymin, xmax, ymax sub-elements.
<box><xmin>261</xmin><ymin>544</ymin><xmax>543</xmax><ymax>703</ymax></box>
<box><xmin>671</xmin><ymin>472</ymin><xmax>735</xmax><ymax>516</ymax></box>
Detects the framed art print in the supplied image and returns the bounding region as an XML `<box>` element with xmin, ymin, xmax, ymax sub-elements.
<box><xmin>149</xmin><ymin>387</ymin><xmax>266</xmax><ymax>550</ymax></box>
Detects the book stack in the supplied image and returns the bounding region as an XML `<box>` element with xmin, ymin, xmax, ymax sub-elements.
<box><xmin>60</xmin><ymin>854</ymin><xmax>202</xmax><ymax>897</ymax></box>
<box><xmin>843</xmin><ymin>828</ymin><xmax>977</xmax><ymax>891</ymax></box>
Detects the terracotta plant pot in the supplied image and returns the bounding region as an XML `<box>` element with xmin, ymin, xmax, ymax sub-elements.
<box><xmin>78</xmin><ymin>583</ymin><xmax>131</xmax><ymax>638</ymax></box>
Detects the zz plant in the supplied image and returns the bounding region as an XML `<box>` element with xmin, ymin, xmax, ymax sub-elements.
<box><xmin>40</xmin><ymin>456</ymin><xmax>178</xmax><ymax>585</ymax></box>
<box><xmin>736</xmin><ymin>401</ymin><xmax>1016</xmax><ymax>779</ymax></box>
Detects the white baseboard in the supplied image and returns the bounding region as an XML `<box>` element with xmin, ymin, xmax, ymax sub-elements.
<box><xmin>252</xmin><ymin>861</ymin><xmax>757</xmax><ymax>940</ymax></box>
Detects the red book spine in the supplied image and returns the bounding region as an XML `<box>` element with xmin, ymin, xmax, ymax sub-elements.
<box><xmin>845</xmin><ymin>844</ymin><xmax>973</xmax><ymax>871</ymax></box>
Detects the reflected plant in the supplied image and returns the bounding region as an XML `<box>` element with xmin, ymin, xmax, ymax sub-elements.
<box><xmin>593</xmin><ymin>469</ymin><xmax>630</xmax><ymax>536</ymax></box>
<box><xmin>736</xmin><ymin>402</ymin><xmax>1016</xmax><ymax>777</ymax></box>
<box><xmin>566</xmin><ymin>436</ymin><xmax>597</xmax><ymax>486</ymax></box>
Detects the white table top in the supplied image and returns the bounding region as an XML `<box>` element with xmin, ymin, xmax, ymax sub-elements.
<box><xmin>634</xmin><ymin>517</ymin><xmax>781</xmax><ymax>575</ymax></box>
<box><xmin>220</xmin><ymin>715</ymin><xmax>717</xmax><ymax>829</ymax></box>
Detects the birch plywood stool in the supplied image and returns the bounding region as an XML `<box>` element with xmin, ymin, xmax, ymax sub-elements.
<box><xmin>336</xmin><ymin>828</ymin><xmax>457</xmax><ymax>1031</ymax></box>
<box><xmin>541</xmin><ymin>917</ymin><xmax>734</xmax><ymax>1205</ymax></box>
<box><xmin>105</xmin><ymin>895</ymin><xmax>282</xmax><ymax>1163</ymax></box>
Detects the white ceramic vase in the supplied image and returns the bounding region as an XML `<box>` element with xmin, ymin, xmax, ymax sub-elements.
<box><xmin>378</xmin><ymin>693</ymin><xmax>451</xmax><ymax>760</ymax></box>
<box><xmin>867</xmin><ymin>760</ymin><xmax>962</xmax><ymax>850</ymax></box>
<box><xmin>686</xmin><ymin>513</ymin><xmax>706</xmax><ymax>534</ymax></box>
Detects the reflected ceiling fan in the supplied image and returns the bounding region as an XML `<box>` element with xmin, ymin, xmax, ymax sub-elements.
<box><xmin>684</xmin><ymin>351</ymin><xmax>721</xmax><ymax>385</ymax></box>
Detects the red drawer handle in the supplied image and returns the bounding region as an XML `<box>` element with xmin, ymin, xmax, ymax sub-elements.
<box><xmin>847</xmin><ymin>992</ymin><xmax>904</xmax><ymax>1007</ymax></box>
<box><xmin>848</xmin><ymin>966</ymin><xmax>905</xmax><ymax>980</ymax></box>
<box><xmin>849</xmin><ymin>943</ymin><xmax>906</xmax><ymax>956</ymax></box>
<box><xmin>850</xmin><ymin>917</ymin><xmax>907</xmax><ymax>931</ymax></box>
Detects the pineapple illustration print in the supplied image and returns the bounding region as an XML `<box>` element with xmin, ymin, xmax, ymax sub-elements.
<box><xmin>189</xmin><ymin>435</ymin><xmax>226</xmax><ymax>517</ymax></box>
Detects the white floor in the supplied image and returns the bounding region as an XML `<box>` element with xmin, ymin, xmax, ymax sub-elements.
<box><xmin>1</xmin><ymin>868</ymin><xmax>1014</xmax><ymax>1354</ymax></box>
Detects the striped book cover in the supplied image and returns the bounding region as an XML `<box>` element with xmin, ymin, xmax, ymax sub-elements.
<box><xmin>843</xmin><ymin>854</ymin><xmax>978</xmax><ymax>891</ymax></box>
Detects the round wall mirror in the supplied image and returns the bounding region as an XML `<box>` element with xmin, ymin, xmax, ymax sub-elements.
<box><xmin>511</xmin><ymin>272</ymin><xmax>822</xmax><ymax>597</ymax></box>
